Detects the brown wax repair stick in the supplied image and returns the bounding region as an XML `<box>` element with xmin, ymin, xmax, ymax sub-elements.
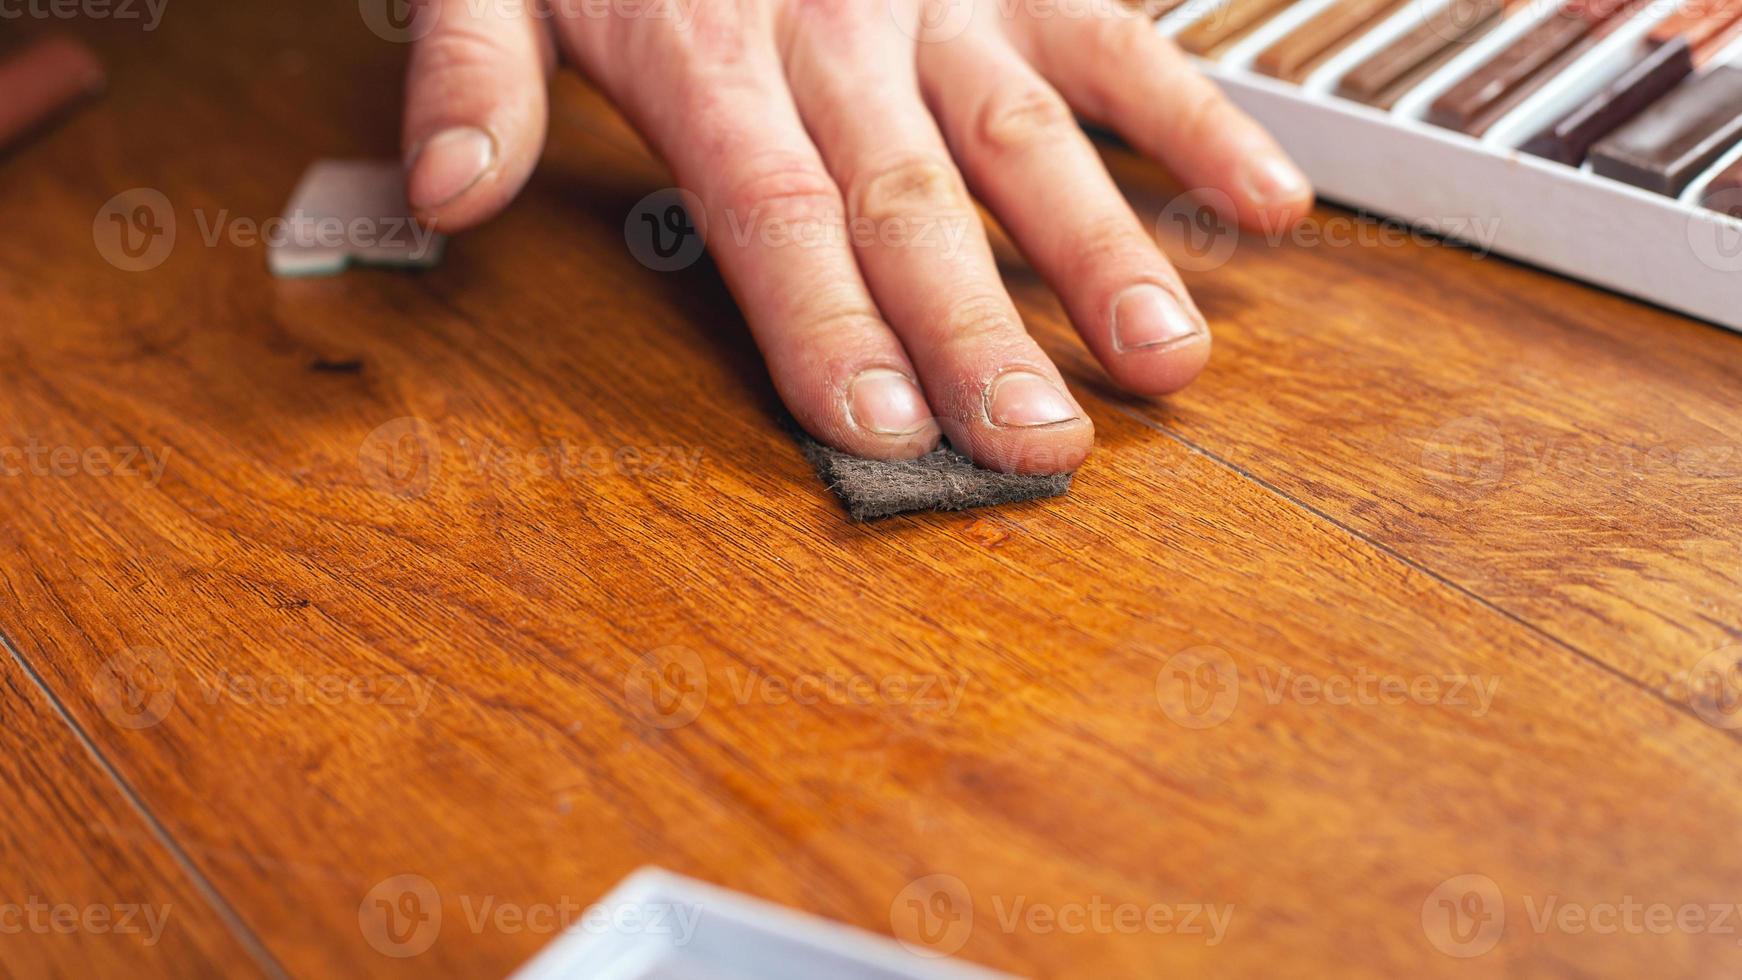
<box><xmin>1655</xmin><ymin>0</ymin><xmax>1742</xmax><ymax>52</ymax></box>
<box><xmin>1176</xmin><ymin>0</ymin><xmax>1299</xmax><ymax>54</ymax></box>
<box><xmin>1254</xmin><ymin>0</ymin><xmax>1410</xmax><ymax>82</ymax></box>
<box><xmin>1702</xmin><ymin>157</ymin><xmax>1742</xmax><ymax>216</ymax></box>
<box><xmin>1687</xmin><ymin>5</ymin><xmax>1742</xmax><ymax>60</ymax></box>
<box><xmin>1521</xmin><ymin>0</ymin><xmax>1742</xmax><ymax>163</ymax></box>
<box><xmin>1518</xmin><ymin>37</ymin><xmax>1694</xmax><ymax>163</ymax></box>
<box><xmin>1136</xmin><ymin>0</ymin><xmax>1192</xmax><ymax>17</ymax></box>
<box><xmin>1336</xmin><ymin>0</ymin><xmax>1511</xmax><ymax>107</ymax></box>
<box><xmin>0</xmin><ymin>36</ymin><xmax>105</xmax><ymax>152</ymax></box>
<box><xmin>1425</xmin><ymin>2</ymin><xmax>1622</xmax><ymax>135</ymax></box>
<box><xmin>1590</xmin><ymin>65</ymin><xmax>1742</xmax><ymax>194</ymax></box>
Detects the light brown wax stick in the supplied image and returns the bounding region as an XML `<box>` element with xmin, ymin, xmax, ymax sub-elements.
<box><xmin>1175</xmin><ymin>0</ymin><xmax>1299</xmax><ymax>54</ymax></box>
<box><xmin>1254</xmin><ymin>0</ymin><xmax>1409</xmax><ymax>82</ymax></box>
<box><xmin>1334</xmin><ymin>0</ymin><xmax>1507</xmax><ymax>106</ymax></box>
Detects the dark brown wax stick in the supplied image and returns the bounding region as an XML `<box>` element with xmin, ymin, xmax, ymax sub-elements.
<box><xmin>1701</xmin><ymin>158</ymin><xmax>1742</xmax><ymax>216</ymax></box>
<box><xmin>1519</xmin><ymin>37</ymin><xmax>1694</xmax><ymax>165</ymax></box>
<box><xmin>1590</xmin><ymin>66</ymin><xmax>1742</xmax><ymax>195</ymax></box>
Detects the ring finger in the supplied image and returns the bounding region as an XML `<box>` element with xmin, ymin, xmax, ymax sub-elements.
<box><xmin>781</xmin><ymin>2</ymin><xmax>1094</xmax><ymax>475</ymax></box>
<box><xmin>920</xmin><ymin>22</ymin><xmax>1212</xmax><ymax>396</ymax></box>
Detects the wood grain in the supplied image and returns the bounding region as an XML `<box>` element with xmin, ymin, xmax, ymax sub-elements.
<box><xmin>0</xmin><ymin>646</ymin><xmax>266</xmax><ymax>977</ymax></box>
<box><xmin>1096</xmin><ymin>148</ymin><xmax>1742</xmax><ymax>718</ymax></box>
<box><xmin>2</xmin><ymin>5</ymin><xmax>1740</xmax><ymax>980</ymax></box>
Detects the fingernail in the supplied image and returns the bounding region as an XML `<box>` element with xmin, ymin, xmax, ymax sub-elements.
<box><xmin>848</xmin><ymin>369</ymin><xmax>933</xmax><ymax>435</ymax></box>
<box><xmin>1240</xmin><ymin>155</ymin><xmax>1309</xmax><ymax>209</ymax></box>
<box><xmin>406</xmin><ymin>126</ymin><xmax>496</xmax><ymax>211</ymax></box>
<box><xmin>986</xmin><ymin>371</ymin><xmax>1079</xmax><ymax>428</ymax></box>
<box><xmin>1111</xmin><ymin>284</ymin><xmax>1205</xmax><ymax>352</ymax></box>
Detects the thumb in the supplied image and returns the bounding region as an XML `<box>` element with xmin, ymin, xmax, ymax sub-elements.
<box><xmin>401</xmin><ymin>0</ymin><xmax>555</xmax><ymax>231</ymax></box>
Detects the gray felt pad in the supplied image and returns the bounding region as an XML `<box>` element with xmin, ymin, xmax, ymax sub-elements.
<box><xmin>795</xmin><ymin>431</ymin><xmax>1073</xmax><ymax>521</ymax></box>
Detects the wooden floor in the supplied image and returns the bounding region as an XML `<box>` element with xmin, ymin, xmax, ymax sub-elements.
<box><xmin>5</xmin><ymin>5</ymin><xmax>1742</xmax><ymax>979</ymax></box>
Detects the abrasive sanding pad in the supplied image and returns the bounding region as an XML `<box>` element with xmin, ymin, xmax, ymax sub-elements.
<box><xmin>795</xmin><ymin>431</ymin><xmax>1073</xmax><ymax>521</ymax></box>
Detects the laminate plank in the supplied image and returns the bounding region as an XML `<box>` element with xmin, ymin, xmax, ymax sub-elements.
<box><xmin>1092</xmin><ymin>148</ymin><xmax>1742</xmax><ymax>714</ymax></box>
<box><xmin>2</xmin><ymin>7</ymin><xmax>1740</xmax><ymax>980</ymax></box>
<box><xmin>0</xmin><ymin>643</ymin><xmax>268</xmax><ymax>978</ymax></box>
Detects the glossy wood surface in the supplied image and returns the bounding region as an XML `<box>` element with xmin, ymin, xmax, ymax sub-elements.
<box><xmin>3</xmin><ymin>4</ymin><xmax>1740</xmax><ymax>978</ymax></box>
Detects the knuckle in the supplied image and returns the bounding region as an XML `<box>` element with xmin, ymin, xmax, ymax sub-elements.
<box><xmin>1069</xmin><ymin>212</ymin><xmax>1150</xmax><ymax>275</ymax></box>
<box><xmin>789</xmin><ymin>306</ymin><xmax>889</xmax><ymax>358</ymax></box>
<box><xmin>674</xmin><ymin>4</ymin><xmax>755</xmax><ymax>66</ymax></box>
<box><xmin>938</xmin><ymin>293</ymin><xmax>1025</xmax><ymax>356</ymax></box>
<box><xmin>414</xmin><ymin>24</ymin><xmax>510</xmax><ymax>77</ymax></box>
<box><xmin>789</xmin><ymin>0</ymin><xmax>858</xmax><ymax>25</ymax></box>
<box><xmin>849</xmin><ymin>155</ymin><xmax>967</xmax><ymax>224</ymax></box>
<box><xmin>1173</xmin><ymin>84</ymin><xmax>1234</xmax><ymax>147</ymax></box>
<box><xmin>1092</xmin><ymin>9</ymin><xmax>1154</xmax><ymax>62</ymax></box>
<box><xmin>719</xmin><ymin>154</ymin><xmax>843</xmax><ymax>224</ymax></box>
<box><xmin>975</xmin><ymin>83</ymin><xmax>1076</xmax><ymax>155</ymax></box>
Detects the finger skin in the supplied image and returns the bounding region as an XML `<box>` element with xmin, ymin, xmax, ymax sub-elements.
<box><xmin>783</xmin><ymin>5</ymin><xmax>1093</xmax><ymax>475</ymax></box>
<box><xmin>609</xmin><ymin>10</ymin><xmax>942</xmax><ymax>460</ymax></box>
<box><xmin>1017</xmin><ymin>7</ymin><xmax>1314</xmax><ymax>232</ymax></box>
<box><xmin>921</xmin><ymin>31</ymin><xmax>1210</xmax><ymax>396</ymax></box>
<box><xmin>401</xmin><ymin>0</ymin><xmax>556</xmax><ymax>230</ymax></box>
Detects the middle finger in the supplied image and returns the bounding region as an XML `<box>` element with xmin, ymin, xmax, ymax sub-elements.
<box><xmin>780</xmin><ymin>0</ymin><xmax>1094</xmax><ymax>475</ymax></box>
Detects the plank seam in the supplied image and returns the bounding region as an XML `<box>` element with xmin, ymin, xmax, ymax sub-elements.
<box><xmin>1116</xmin><ymin>407</ymin><xmax>1742</xmax><ymax>745</ymax></box>
<box><xmin>0</xmin><ymin>627</ymin><xmax>292</xmax><ymax>979</ymax></box>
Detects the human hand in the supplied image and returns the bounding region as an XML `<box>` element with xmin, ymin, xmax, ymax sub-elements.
<box><xmin>401</xmin><ymin>0</ymin><xmax>1312</xmax><ymax>473</ymax></box>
